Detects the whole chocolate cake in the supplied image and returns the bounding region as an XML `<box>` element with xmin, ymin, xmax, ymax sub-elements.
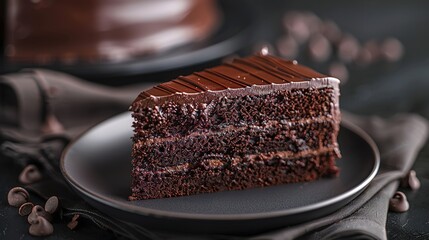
<box><xmin>4</xmin><ymin>0</ymin><xmax>218</xmax><ymax>63</ymax></box>
<box><xmin>130</xmin><ymin>54</ymin><xmax>341</xmax><ymax>200</ymax></box>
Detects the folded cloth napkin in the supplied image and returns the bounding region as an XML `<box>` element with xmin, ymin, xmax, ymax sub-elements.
<box><xmin>0</xmin><ymin>69</ymin><xmax>428</xmax><ymax>240</ymax></box>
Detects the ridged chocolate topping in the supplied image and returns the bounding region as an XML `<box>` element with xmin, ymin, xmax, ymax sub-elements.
<box><xmin>131</xmin><ymin>55</ymin><xmax>338</xmax><ymax>109</ymax></box>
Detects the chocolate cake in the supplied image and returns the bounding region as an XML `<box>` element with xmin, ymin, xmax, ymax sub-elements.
<box><xmin>3</xmin><ymin>0</ymin><xmax>218</xmax><ymax>63</ymax></box>
<box><xmin>130</xmin><ymin>54</ymin><xmax>341</xmax><ymax>200</ymax></box>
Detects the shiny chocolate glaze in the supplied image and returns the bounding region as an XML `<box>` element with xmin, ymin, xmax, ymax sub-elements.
<box><xmin>5</xmin><ymin>0</ymin><xmax>219</xmax><ymax>63</ymax></box>
<box><xmin>131</xmin><ymin>54</ymin><xmax>340</xmax><ymax>109</ymax></box>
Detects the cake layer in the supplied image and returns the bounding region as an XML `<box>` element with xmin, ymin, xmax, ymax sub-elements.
<box><xmin>132</xmin><ymin>118</ymin><xmax>338</xmax><ymax>168</ymax></box>
<box><xmin>132</xmin><ymin>86</ymin><xmax>338</xmax><ymax>138</ymax></box>
<box><xmin>130</xmin><ymin>151</ymin><xmax>339</xmax><ymax>200</ymax></box>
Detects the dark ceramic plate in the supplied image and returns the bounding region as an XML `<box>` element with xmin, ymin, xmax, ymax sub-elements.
<box><xmin>61</xmin><ymin>112</ymin><xmax>379</xmax><ymax>235</ymax></box>
<box><xmin>0</xmin><ymin>0</ymin><xmax>255</xmax><ymax>83</ymax></box>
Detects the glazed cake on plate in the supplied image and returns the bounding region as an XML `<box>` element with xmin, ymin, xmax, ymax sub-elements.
<box><xmin>129</xmin><ymin>54</ymin><xmax>341</xmax><ymax>200</ymax></box>
<box><xmin>3</xmin><ymin>0</ymin><xmax>218</xmax><ymax>63</ymax></box>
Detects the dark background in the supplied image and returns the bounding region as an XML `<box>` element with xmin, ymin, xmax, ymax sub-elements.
<box><xmin>1</xmin><ymin>0</ymin><xmax>429</xmax><ymax>239</ymax></box>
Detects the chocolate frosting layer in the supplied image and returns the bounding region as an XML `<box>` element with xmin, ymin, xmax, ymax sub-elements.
<box><xmin>131</xmin><ymin>55</ymin><xmax>339</xmax><ymax>109</ymax></box>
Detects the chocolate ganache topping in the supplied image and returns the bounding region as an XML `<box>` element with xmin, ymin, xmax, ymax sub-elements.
<box><xmin>131</xmin><ymin>55</ymin><xmax>340</xmax><ymax>109</ymax></box>
<box><xmin>5</xmin><ymin>0</ymin><xmax>219</xmax><ymax>63</ymax></box>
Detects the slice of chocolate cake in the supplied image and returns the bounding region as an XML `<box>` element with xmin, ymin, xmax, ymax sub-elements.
<box><xmin>129</xmin><ymin>54</ymin><xmax>341</xmax><ymax>200</ymax></box>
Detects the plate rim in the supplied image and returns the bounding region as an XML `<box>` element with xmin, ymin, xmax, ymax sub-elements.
<box><xmin>60</xmin><ymin>112</ymin><xmax>380</xmax><ymax>221</ymax></box>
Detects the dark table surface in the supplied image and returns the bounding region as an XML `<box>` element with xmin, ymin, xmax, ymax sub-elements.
<box><xmin>1</xmin><ymin>0</ymin><xmax>429</xmax><ymax>239</ymax></box>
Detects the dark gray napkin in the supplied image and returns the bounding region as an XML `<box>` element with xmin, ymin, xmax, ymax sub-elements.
<box><xmin>1</xmin><ymin>69</ymin><xmax>428</xmax><ymax>240</ymax></box>
<box><xmin>252</xmin><ymin>112</ymin><xmax>429</xmax><ymax>240</ymax></box>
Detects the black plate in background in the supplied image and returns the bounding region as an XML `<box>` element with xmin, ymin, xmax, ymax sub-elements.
<box><xmin>0</xmin><ymin>0</ymin><xmax>256</xmax><ymax>84</ymax></box>
<box><xmin>61</xmin><ymin>112</ymin><xmax>379</xmax><ymax>235</ymax></box>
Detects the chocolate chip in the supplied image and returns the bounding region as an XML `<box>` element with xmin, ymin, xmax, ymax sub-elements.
<box><xmin>19</xmin><ymin>202</ymin><xmax>34</xmax><ymax>216</ymax></box>
<box><xmin>28</xmin><ymin>205</ymin><xmax>52</xmax><ymax>224</ymax></box>
<box><xmin>301</xmin><ymin>11</ymin><xmax>322</xmax><ymax>35</ymax></box>
<box><xmin>29</xmin><ymin>216</ymin><xmax>54</xmax><ymax>237</ymax></box>
<box><xmin>45</xmin><ymin>196</ymin><xmax>60</xmax><ymax>214</ymax></box>
<box><xmin>19</xmin><ymin>164</ymin><xmax>42</xmax><ymax>184</ymax></box>
<box><xmin>400</xmin><ymin>170</ymin><xmax>421</xmax><ymax>190</ymax></box>
<box><xmin>362</xmin><ymin>40</ymin><xmax>381</xmax><ymax>63</ymax></box>
<box><xmin>321</xmin><ymin>20</ymin><xmax>342</xmax><ymax>43</ymax></box>
<box><xmin>355</xmin><ymin>46</ymin><xmax>374</xmax><ymax>66</ymax></box>
<box><xmin>308</xmin><ymin>34</ymin><xmax>332</xmax><ymax>62</ymax></box>
<box><xmin>283</xmin><ymin>11</ymin><xmax>311</xmax><ymax>44</ymax></box>
<box><xmin>389</xmin><ymin>191</ymin><xmax>409</xmax><ymax>213</ymax></box>
<box><xmin>7</xmin><ymin>187</ymin><xmax>30</xmax><ymax>207</ymax></box>
<box><xmin>276</xmin><ymin>35</ymin><xmax>299</xmax><ymax>59</ymax></box>
<box><xmin>381</xmin><ymin>37</ymin><xmax>404</xmax><ymax>62</ymax></box>
<box><xmin>329</xmin><ymin>62</ymin><xmax>349</xmax><ymax>83</ymax></box>
<box><xmin>337</xmin><ymin>34</ymin><xmax>360</xmax><ymax>63</ymax></box>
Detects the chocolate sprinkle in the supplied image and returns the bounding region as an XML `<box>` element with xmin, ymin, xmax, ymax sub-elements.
<box><xmin>389</xmin><ymin>191</ymin><xmax>409</xmax><ymax>213</ymax></box>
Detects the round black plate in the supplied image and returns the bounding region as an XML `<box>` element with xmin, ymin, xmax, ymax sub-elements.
<box><xmin>61</xmin><ymin>112</ymin><xmax>379</xmax><ymax>235</ymax></box>
<box><xmin>0</xmin><ymin>0</ymin><xmax>255</xmax><ymax>82</ymax></box>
